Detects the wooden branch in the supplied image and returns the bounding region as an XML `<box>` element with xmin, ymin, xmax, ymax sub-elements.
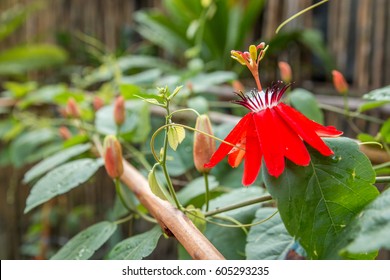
<box><xmin>120</xmin><ymin>160</ymin><xmax>225</xmax><ymax>260</ymax></box>
<box><xmin>359</xmin><ymin>145</ymin><xmax>390</xmax><ymax>165</ymax></box>
<box><xmin>0</xmin><ymin>98</ymin><xmax>17</xmax><ymax>107</ymax></box>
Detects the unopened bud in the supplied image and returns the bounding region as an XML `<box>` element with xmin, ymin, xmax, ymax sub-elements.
<box><xmin>59</xmin><ymin>126</ymin><xmax>72</xmax><ymax>140</ymax></box>
<box><xmin>103</xmin><ymin>135</ymin><xmax>124</xmax><ymax>179</ymax></box>
<box><xmin>193</xmin><ymin>115</ymin><xmax>216</xmax><ymax>173</ymax></box>
<box><xmin>65</xmin><ymin>98</ymin><xmax>81</xmax><ymax>118</ymax></box>
<box><xmin>257</xmin><ymin>42</ymin><xmax>265</xmax><ymax>49</ymax></box>
<box><xmin>332</xmin><ymin>70</ymin><xmax>349</xmax><ymax>94</ymax></box>
<box><xmin>114</xmin><ymin>95</ymin><xmax>125</xmax><ymax>126</ymax></box>
<box><xmin>232</xmin><ymin>80</ymin><xmax>245</xmax><ymax>93</ymax></box>
<box><xmin>278</xmin><ymin>61</ymin><xmax>292</xmax><ymax>84</ymax></box>
<box><xmin>93</xmin><ymin>96</ymin><xmax>104</xmax><ymax>111</ymax></box>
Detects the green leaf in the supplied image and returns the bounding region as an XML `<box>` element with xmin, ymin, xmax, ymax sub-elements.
<box><xmin>25</xmin><ymin>158</ymin><xmax>103</xmax><ymax>213</ymax></box>
<box><xmin>357</xmin><ymin>133</ymin><xmax>377</xmax><ymax>143</ymax></box>
<box><xmin>185</xmin><ymin>205</ymin><xmax>206</xmax><ymax>232</ymax></box>
<box><xmin>148</xmin><ymin>165</ymin><xmax>171</xmax><ymax>201</ymax></box>
<box><xmin>344</xmin><ymin>188</ymin><xmax>390</xmax><ymax>253</ymax></box>
<box><xmin>117</xmin><ymin>55</ymin><xmax>176</xmax><ymax>73</ymax></box>
<box><xmin>18</xmin><ymin>84</ymin><xmax>68</xmax><ymax>109</ymax></box>
<box><xmin>95</xmin><ymin>100</ymin><xmax>151</xmax><ymax>143</ymax></box>
<box><xmin>189</xmin><ymin>71</ymin><xmax>236</xmax><ymax>93</ymax></box>
<box><xmin>177</xmin><ymin>175</ymin><xmax>219</xmax><ymax>205</ymax></box>
<box><xmin>3</xmin><ymin>81</ymin><xmax>37</xmax><ymax>98</ymax></box>
<box><xmin>204</xmin><ymin>187</ymin><xmax>266</xmax><ymax>259</ymax></box>
<box><xmin>107</xmin><ymin>226</ymin><xmax>162</xmax><ymax>260</ymax></box>
<box><xmin>51</xmin><ymin>221</ymin><xmax>117</xmax><ymax>260</ymax></box>
<box><xmin>363</xmin><ymin>85</ymin><xmax>390</xmax><ymax>101</ymax></box>
<box><xmin>166</xmin><ymin>131</ymin><xmax>194</xmax><ymax>176</ymax></box>
<box><xmin>0</xmin><ymin>3</ymin><xmax>42</xmax><ymax>41</ymax></box>
<box><xmin>246</xmin><ymin>207</ymin><xmax>302</xmax><ymax>260</ymax></box>
<box><xmin>263</xmin><ymin>137</ymin><xmax>379</xmax><ymax>259</ymax></box>
<box><xmin>23</xmin><ymin>143</ymin><xmax>92</xmax><ymax>184</ymax></box>
<box><xmin>121</xmin><ymin>69</ymin><xmax>162</xmax><ymax>86</ymax></box>
<box><xmin>167</xmin><ymin>125</ymin><xmax>185</xmax><ymax>151</ymax></box>
<box><xmin>134</xmin><ymin>11</ymin><xmax>191</xmax><ymax>56</ymax></box>
<box><xmin>289</xmin><ymin>88</ymin><xmax>323</xmax><ymax>124</ymax></box>
<box><xmin>119</xmin><ymin>84</ymin><xmax>143</xmax><ymax>99</ymax></box>
<box><xmin>187</xmin><ymin>96</ymin><xmax>209</xmax><ymax>114</ymax></box>
<box><xmin>9</xmin><ymin>128</ymin><xmax>57</xmax><ymax>167</ymax></box>
<box><xmin>359</xmin><ymin>100</ymin><xmax>390</xmax><ymax>112</ymax></box>
<box><xmin>380</xmin><ymin>119</ymin><xmax>390</xmax><ymax>143</ymax></box>
<box><xmin>0</xmin><ymin>44</ymin><xmax>67</xmax><ymax>75</ymax></box>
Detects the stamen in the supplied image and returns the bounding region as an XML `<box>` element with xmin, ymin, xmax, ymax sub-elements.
<box><xmin>232</xmin><ymin>82</ymin><xmax>291</xmax><ymax>112</ymax></box>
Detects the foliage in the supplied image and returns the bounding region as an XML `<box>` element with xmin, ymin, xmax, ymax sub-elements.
<box><xmin>0</xmin><ymin>3</ymin><xmax>67</xmax><ymax>76</ymax></box>
<box><xmin>134</xmin><ymin>0</ymin><xmax>333</xmax><ymax>73</ymax></box>
<box><xmin>0</xmin><ymin>0</ymin><xmax>389</xmax><ymax>261</ymax></box>
<box><xmin>263</xmin><ymin>138</ymin><xmax>379</xmax><ymax>259</ymax></box>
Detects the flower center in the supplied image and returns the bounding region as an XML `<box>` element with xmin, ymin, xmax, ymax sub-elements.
<box><xmin>233</xmin><ymin>82</ymin><xmax>290</xmax><ymax>112</ymax></box>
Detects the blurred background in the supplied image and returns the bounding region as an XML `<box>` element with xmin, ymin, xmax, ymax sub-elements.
<box><xmin>0</xmin><ymin>0</ymin><xmax>389</xmax><ymax>259</ymax></box>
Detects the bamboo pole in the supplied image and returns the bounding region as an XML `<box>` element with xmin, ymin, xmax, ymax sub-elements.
<box><xmin>120</xmin><ymin>160</ymin><xmax>225</xmax><ymax>260</ymax></box>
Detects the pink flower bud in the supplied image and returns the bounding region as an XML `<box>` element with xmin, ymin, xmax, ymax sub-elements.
<box><xmin>59</xmin><ymin>126</ymin><xmax>72</xmax><ymax>140</ymax></box>
<box><xmin>193</xmin><ymin>115</ymin><xmax>216</xmax><ymax>174</ymax></box>
<box><xmin>114</xmin><ymin>96</ymin><xmax>125</xmax><ymax>126</ymax></box>
<box><xmin>278</xmin><ymin>61</ymin><xmax>292</xmax><ymax>84</ymax></box>
<box><xmin>332</xmin><ymin>70</ymin><xmax>349</xmax><ymax>94</ymax></box>
<box><xmin>103</xmin><ymin>135</ymin><xmax>124</xmax><ymax>179</ymax></box>
<box><xmin>93</xmin><ymin>96</ymin><xmax>104</xmax><ymax>111</ymax></box>
<box><xmin>232</xmin><ymin>80</ymin><xmax>245</xmax><ymax>93</ymax></box>
<box><xmin>257</xmin><ymin>42</ymin><xmax>266</xmax><ymax>49</ymax></box>
<box><xmin>65</xmin><ymin>98</ymin><xmax>81</xmax><ymax>118</ymax></box>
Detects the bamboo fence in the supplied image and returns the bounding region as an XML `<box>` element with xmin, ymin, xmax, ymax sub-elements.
<box><xmin>0</xmin><ymin>0</ymin><xmax>389</xmax><ymax>90</ymax></box>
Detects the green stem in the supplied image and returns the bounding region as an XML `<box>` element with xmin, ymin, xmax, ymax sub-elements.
<box><xmin>275</xmin><ymin>0</ymin><xmax>329</xmax><ymax>34</ymax></box>
<box><xmin>115</xmin><ymin>214</ymin><xmax>134</xmax><ymax>225</ymax></box>
<box><xmin>204</xmin><ymin>172</ymin><xmax>210</xmax><ymax>212</ymax></box>
<box><xmin>160</xmin><ymin>102</ymin><xmax>183</xmax><ymax>210</ymax></box>
<box><xmin>373</xmin><ymin>161</ymin><xmax>390</xmax><ymax>171</ymax></box>
<box><xmin>319</xmin><ymin>103</ymin><xmax>384</xmax><ymax>124</ymax></box>
<box><xmin>124</xmin><ymin>143</ymin><xmax>152</xmax><ymax>170</ymax></box>
<box><xmin>212</xmin><ymin>215</ymin><xmax>248</xmax><ymax>234</ymax></box>
<box><xmin>169</xmin><ymin>108</ymin><xmax>201</xmax><ymax>118</ymax></box>
<box><xmin>376</xmin><ymin>176</ymin><xmax>390</xmax><ymax>183</ymax></box>
<box><xmin>115</xmin><ymin>178</ymin><xmax>132</xmax><ymax>212</ymax></box>
<box><xmin>185</xmin><ymin>208</ymin><xmax>278</xmax><ymax>229</ymax></box>
<box><xmin>115</xmin><ymin>124</ymin><xmax>122</xmax><ymax>137</ymax></box>
<box><xmin>115</xmin><ymin>178</ymin><xmax>157</xmax><ymax>223</ymax></box>
<box><xmin>205</xmin><ymin>195</ymin><xmax>273</xmax><ymax>217</ymax></box>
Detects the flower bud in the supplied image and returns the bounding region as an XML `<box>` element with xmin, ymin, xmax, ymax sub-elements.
<box><xmin>332</xmin><ymin>70</ymin><xmax>349</xmax><ymax>94</ymax></box>
<box><xmin>278</xmin><ymin>61</ymin><xmax>292</xmax><ymax>84</ymax></box>
<box><xmin>114</xmin><ymin>95</ymin><xmax>125</xmax><ymax>126</ymax></box>
<box><xmin>59</xmin><ymin>126</ymin><xmax>72</xmax><ymax>140</ymax></box>
<box><xmin>65</xmin><ymin>98</ymin><xmax>81</xmax><ymax>118</ymax></box>
<box><xmin>193</xmin><ymin>115</ymin><xmax>216</xmax><ymax>173</ymax></box>
<box><xmin>232</xmin><ymin>80</ymin><xmax>245</xmax><ymax>93</ymax></box>
<box><xmin>93</xmin><ymin>96</ymin><xmax>104</xmax><ymax>111</ymax></box>
<box><xmin>103</xmin><ymin>135</ymin><xmax>124</xmax><ymax>179</ymax></box>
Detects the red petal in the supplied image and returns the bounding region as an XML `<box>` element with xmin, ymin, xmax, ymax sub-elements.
<box><xmin>242</xmin><ymin>115</ymin><xmax>262</xmax><ymax>185</ymax></box>
<box><xmin>270</xmin><ymin>108</ymin><xmax>310</xmax><ymax>166</ymax></box>
<box><xmin>253</xmin><ymin>109</ymin><xmax>285</xmax><ymax>177</ymax></box>
<box><xmin>276</xmin><ymin>103</ymin><xmax>335</xmax><ymax>156</ymax></box>
<box><xmin>204</xmin><ymin>114</ymin><xmax>250</xmax><ymax>168</ymax></box>
<box><xmin>310</xmin><ymin>122</ymin><xmax>343</xmax><ymax>137</ymax></box>
<box><xmin>228</xmin><ymin>148</ymin><xmax>246</xmax><ymax>167</ymax></box>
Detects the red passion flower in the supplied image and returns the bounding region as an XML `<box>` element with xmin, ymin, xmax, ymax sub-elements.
<box><xmin>204</xmin><ymin>43</ymin><xmax>343</xmax><ymax>186</ymax></box>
